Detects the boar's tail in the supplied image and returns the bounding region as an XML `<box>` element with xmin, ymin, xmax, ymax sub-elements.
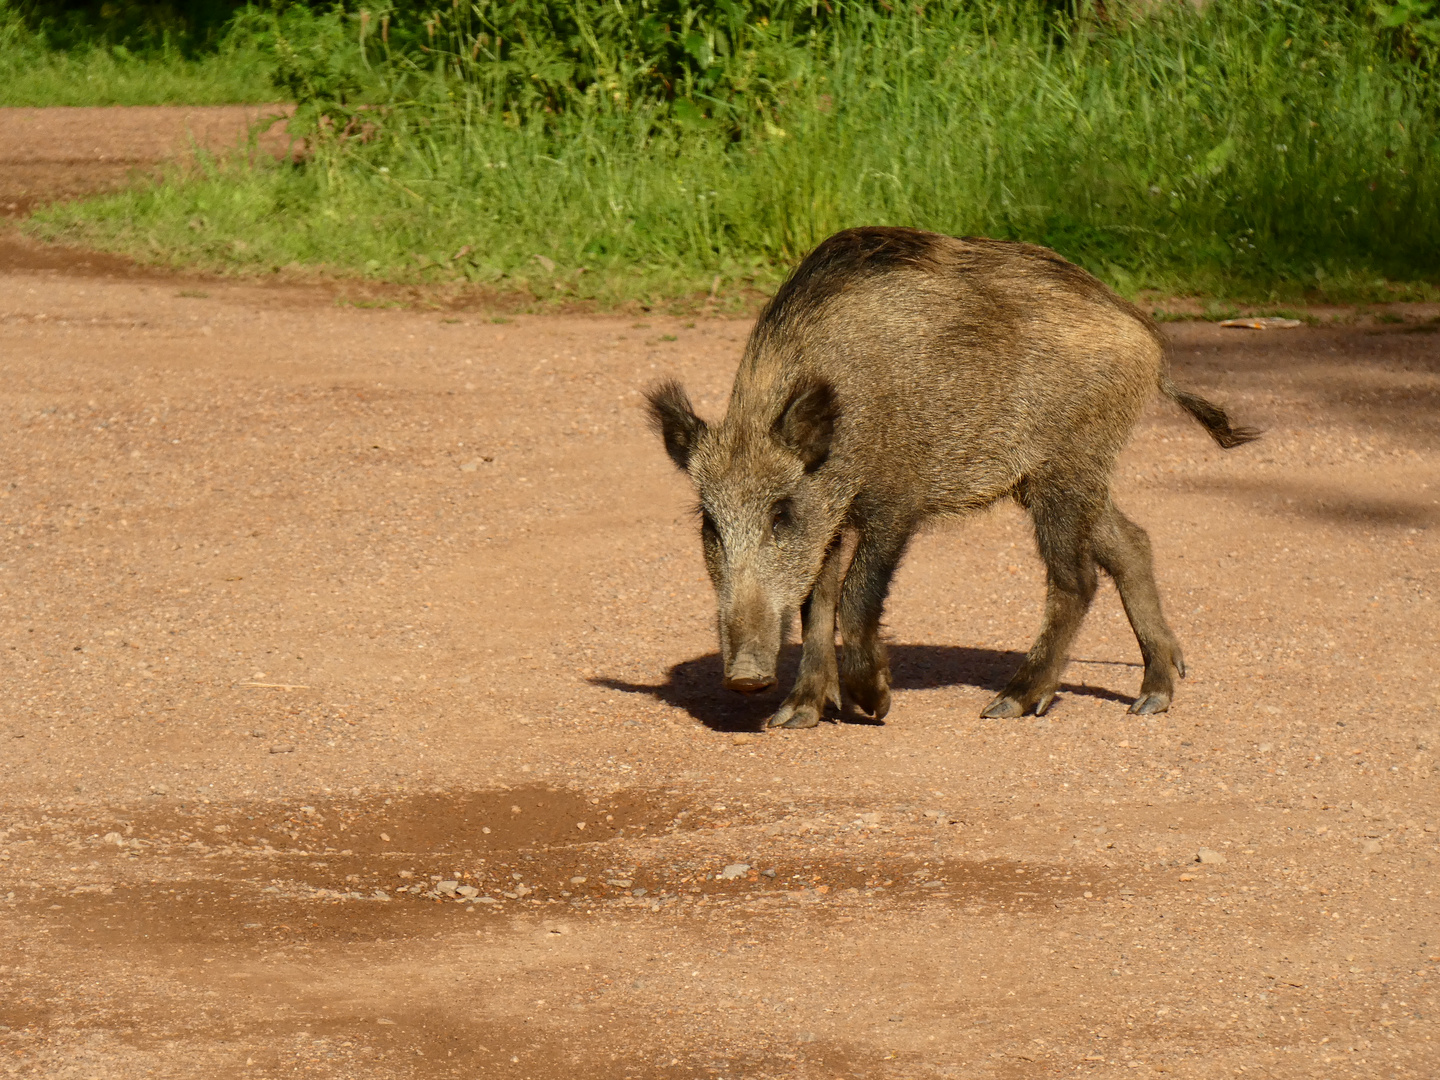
<box><xmin>1158</xmin><ymin>374</ymin><xmax>1262</xmax><ymax>449</ymax></box>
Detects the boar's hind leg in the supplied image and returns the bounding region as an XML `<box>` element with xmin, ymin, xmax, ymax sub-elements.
<box><xmin>1091</xmin><ymin>501</ymin><xmax>1185</xmax><ymax>715</ymax></box>
<box><xmin>981</xmin><ymin>489</ymin><xmax>1100</xmax><ymax>719</ymax></box>
<box><xmin>837</xmin><ymin>521</ymin><xmax>911</xmax><ymax>720</ymax></box>
<box><xmin>769</xmin><ymin>541</ymin><xmax>845</xmax><ymax>729</ymax></box>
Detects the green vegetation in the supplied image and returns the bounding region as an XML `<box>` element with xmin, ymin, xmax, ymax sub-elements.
<box><xmin>20</xmin><ymin>2</ymin><xmax>1440</xmax><ymax>305</ymax></box>
<box><xmin>0</xmin><ymin>3</ymin><xmax>279</xmax><ymax>105</ymax></box>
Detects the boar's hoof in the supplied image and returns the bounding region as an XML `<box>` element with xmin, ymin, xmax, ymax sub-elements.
<box><xmin>981</xmin><ymin>688</ymin><xmax>1056</xmax><ymax>718</ymax></box>
<box><xmin>847</xmin><ymin>684</ymin><xmax>890</xmax><ymax>721</ymax></box>
<box><xmin>769</xmin><ymin>701</ymin><xmax>822</xmax><ymax>729</ymax></box>
<box><xmin>980</xmin><ymin>694</ymin><xmax>1023</xmax><ymax>719</ymax></box>
<box><xmin>1128</xmin><ymin>691</ymin><xmax>1172</xmax><ymax>715</ymax></box>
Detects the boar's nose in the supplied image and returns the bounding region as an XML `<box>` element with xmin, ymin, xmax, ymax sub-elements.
<box><xmin>724</xmin><ymin>654</ymin><xmax>777</xmax><ymax>694</ymax></box>
<box><xmin>725</xmin><ymin>672</ymin><xmax>777</xmax><ymax>694</ymax></box>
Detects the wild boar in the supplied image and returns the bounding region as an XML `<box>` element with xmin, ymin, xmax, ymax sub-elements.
<box><xmin>647</xmin><ymin>227</ymin><xmax>1257</xmax><ymax>728</ymax></box>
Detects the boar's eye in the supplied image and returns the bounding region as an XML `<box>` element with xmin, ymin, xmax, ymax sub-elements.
<box><xmin>700</xmin><ymin>509</ymin><xmax>720</xmax><ymax>546</ymax></box>
<box><xmin>770</xmin><ymin>499</ymin><xmax>793</xmax><ymax>539</ymax></box>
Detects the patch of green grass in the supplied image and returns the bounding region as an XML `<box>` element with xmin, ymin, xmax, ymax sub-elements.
<box><xmin>1201</xmin><ymin>302</ymin><xmax>1243</xmax><ymax>323</ymax></box>
<box><xmin>0</xmin><ymin>4</ymin><xmax>278</xmax><ymax>105</ymax></box>
<box><xmin>0</xmin><ymin>46</ymin><xmax>277</xmax><ymax>105</ymax></box>
<box><xmin>335</xmin><ymin>297</ymin><xmax>405</xmax><ymax>309</ymax></box>
<box><xmin>24</xmin><ymin>2</ymin><xmax>1440</xmax><ymax>305</ymax></box>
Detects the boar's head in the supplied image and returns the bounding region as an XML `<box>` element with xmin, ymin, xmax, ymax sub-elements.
<box><xmin>646</xmin><ymin>377</ymin><xmax>842</xmax><ymax>694</ymax></box>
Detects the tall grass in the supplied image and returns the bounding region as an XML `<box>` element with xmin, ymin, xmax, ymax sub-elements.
<box><xmin>0</xmin><ymin>3</ymin><xmax>278</xmax><ymax>105</ymax></box>
<box><xmin>29</xmin><ymin>2</ymin><xmax>1440</xmax><ymax>303</ymax></box>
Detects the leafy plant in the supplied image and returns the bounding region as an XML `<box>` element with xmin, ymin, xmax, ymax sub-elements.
<box><xmin>1372</xmin><ymin>0</ymin><xmax>1440</xmax><ymax>64</ymax></box>
<box><xmin>270</xmin><ymin>4</ymin><xmax>372</xmax><ymax>133</ymax></box>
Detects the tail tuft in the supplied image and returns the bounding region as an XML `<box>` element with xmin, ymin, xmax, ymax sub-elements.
<box><xmin>1159</xmin><ymin>376</ymin><xmax>1261</xmax><ymax>449</ymax></box>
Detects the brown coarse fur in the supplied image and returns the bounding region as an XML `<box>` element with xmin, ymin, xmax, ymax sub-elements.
<box><xmin>647</xmin><ymin>227</ymin><xmax>1259</xmax><ymax>727</ymax></box>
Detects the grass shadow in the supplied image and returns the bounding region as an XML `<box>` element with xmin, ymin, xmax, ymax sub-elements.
<box><xmin>593</xmin><ymin>643</ymin><xmax>1137</xmax><ymax>732</ymax></box>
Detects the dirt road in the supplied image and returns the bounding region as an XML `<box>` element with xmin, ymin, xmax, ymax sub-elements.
<box><xmin>0</xmin><ymin>105</ymin><xmax>291</xmax><ymax>219</ymax></box>
<box><xmin>2</xmin><ymin>115</ymin><xmax>1439</xmax><ymax>1080</ymax></box>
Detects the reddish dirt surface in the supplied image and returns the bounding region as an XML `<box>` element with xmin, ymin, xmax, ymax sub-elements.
<box><xmin>0</xmin><ymin>105</ymin><xmax>292</xmax><ymax>218</ymax></box>
<box><xmin>2</xmin><ymin>110</ymin><xmax>1440</xmax><ymax>1080</ymax></box>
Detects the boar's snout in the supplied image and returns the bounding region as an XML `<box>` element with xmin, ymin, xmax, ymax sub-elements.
<box><xmin>724</xmin><ymin>663</ymin><xmax>777</xmax><ymax>695</ymax></box>
<box><xmin>720</xmin><ymin>588</ymin><xmax>782</xmax><ymax>694</ymax></box>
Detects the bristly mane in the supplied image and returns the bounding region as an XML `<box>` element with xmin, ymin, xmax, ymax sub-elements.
<box><xmin>754</xmin><ymin>227</ymin><xmax>944</xmax><ymax>340</ymax></box>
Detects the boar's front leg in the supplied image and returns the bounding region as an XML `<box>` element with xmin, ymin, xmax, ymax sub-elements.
<box><xmin>836</xmin><ymin>517</ymin><xmax>912</xmax><ymax>721</ymax></box>
<box><xmin>769</xmin><ymin>540</ymin><xmax>844</xmax><ymax>729</ymax></box>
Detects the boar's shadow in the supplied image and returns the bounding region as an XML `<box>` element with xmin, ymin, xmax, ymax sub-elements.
<box><xmin>592</xmin><ymin>644</ymin><xmax>1136</xmax><ymax>732</ymax></box>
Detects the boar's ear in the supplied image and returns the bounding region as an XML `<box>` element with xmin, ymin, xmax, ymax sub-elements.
<box><xmin>645</xmin><ymin>379</ymin><xmax>707</xmax><ymax>471</ymax></box>
<box><xmin>773</xmin><ymin>377</ymin><xmax>837</xmax><ymax>473</ymax></box>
